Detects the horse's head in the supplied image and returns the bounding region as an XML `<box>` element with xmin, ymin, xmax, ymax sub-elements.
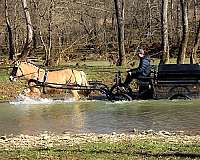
<box><xmin>10</xmin><ymin>60</ymin><xmax>40</xmax><ymax>82</ymax></box>
<box><xmin>9</xmin><ymin>61</ymin><xmax>23</xmax><ymax>81</ymax></box>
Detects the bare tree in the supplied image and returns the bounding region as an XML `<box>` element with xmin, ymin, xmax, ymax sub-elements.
<box><xmin>177</xmin><ymin>0</ymin><xmax>189</xmax><ymax>64</ymax></box>
<box><xmin>5</xmin><ymin>0</ymin><xmax>15</xmax><ymax>60</ymax></box>
<box><xmin>192</xmin><ymin>0</ymin><xmax>198</xmax><ymax>33</ymax></box>
<box><xmin>161</xmin><ymin>0</ymin><xmax>169</xmax><ymax>64</ymax></box>
<box><xmin>114</xmin><ymin>0</ymin><xmax>126</xmax><ymax>66</ymax></box>
<box><xmin>191</xmin><ymin>20</ymin><xmax>200</xmax><ymax>64</ymax></box>
<box><xmin>2</xmin><ymin>0</ymin><xmax>200</xmax><ymax>65</ymax></box>
<box><xmin>190</xmin><ymin>0</ymin><xmax>199</xmax><ymax>64</ymax></box>
<box><xmin>19</xmin><ymin>0</ymin><xmax>33</xmax><ymax>60</ymax></box>
<box><xmin>45</xmin><ymin>0</ymin><xmax>54</xmax><ymax>66</ymax></box>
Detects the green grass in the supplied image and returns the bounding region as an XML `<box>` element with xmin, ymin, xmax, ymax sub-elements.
<box><xmin>0</xmin><ymin>140</ymin><xmax>199</xmax><ymax>159</ymax></box>
<box><xmin>0</xmin><ymin>70</ymin><xmax>9</xmax><ymax>82</ymax></box>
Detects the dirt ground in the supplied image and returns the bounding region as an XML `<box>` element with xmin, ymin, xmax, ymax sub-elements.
<box><xmin>0</xmin><ymin>82</ymin><xmax>24</xmax><ymax>101</ymax></box>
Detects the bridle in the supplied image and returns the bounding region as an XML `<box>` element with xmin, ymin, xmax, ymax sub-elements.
<box><xmin>11</xmin><ymin>64</ymin><xmax>24</xmax><ymax>78</ymax></box>
<box><xmin>10</xmin><ymin>61</ymin><xmax>48</xmax><ymax>82</ymax></box>
<box><xmin>10</xmin><ymin>61</ymin><xmax>37</xmax><ymax>80</ymax></box>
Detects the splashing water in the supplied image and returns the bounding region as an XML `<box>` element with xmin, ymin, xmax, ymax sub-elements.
<box><xmin>10</xmin><ymin>94</ymin><xmax>76</xmax><ymax>105</ymax></box>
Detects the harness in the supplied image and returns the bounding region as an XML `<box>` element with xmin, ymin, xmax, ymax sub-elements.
<box><xmin>36</xmin><ymin>68</ymin><xmax>48</xmax><ymax>83</ymax></box>
<box><xmin>35</xmin><ymin>68</ymin><xmax>48</xmax><ymax>93</ymax></box>
<box><xmin>66</xmin><ymin>69</ymin><xmax>80</xmax><ymax>86</ymax></box>
<box><xmin>11</xmin><ymin>65</ymin><xmax>26</xmax><ymax>78</ymax></box>
<box><xmin>69</xmin><ymin>69</ymin><xmax>84</xmax><ymax>86</ymax></box>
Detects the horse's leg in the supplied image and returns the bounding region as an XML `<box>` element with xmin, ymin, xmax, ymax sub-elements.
<box><xmin>30</xmin><ymin>87</ymin><xmax>41</xmax><ymax>98</ymax></box>
<box><xmin>24</xmin><ymin>81</ymin><xmax>41</xmax><ymax>98</ymax></box>
<box><xmin>71</xmin><ymin>90</ymin><xmax>80</xmax><ymax>100</ymax></box>
<box><xmin>22</xmin><ymin>87</ymin><xmax>41</xmax><ymax>97</ymax></box>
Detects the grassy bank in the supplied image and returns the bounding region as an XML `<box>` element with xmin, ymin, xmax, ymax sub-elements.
<box><xmin>0</xmin><ymin>132</ymin><xmax>200</xmax><ymax>159</ymax></box>
<box><xmin>1</xmin><ymin>142</ymin><xmax>199</xmax><ymax>159</ymax></box>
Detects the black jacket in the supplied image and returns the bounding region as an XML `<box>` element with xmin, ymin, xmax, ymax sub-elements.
<box><xmin>136</xmin><ymin>55</ymin><xmax>151</xmax><ymax>76</ymax></box>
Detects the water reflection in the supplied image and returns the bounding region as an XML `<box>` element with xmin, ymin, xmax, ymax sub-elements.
<box><xmin>13</xmin><ymin>103</ymin><xmax>85</xmax><ymax>135</ymax></box>
<box><xmin>0</xmin><ymin>99</ymin><xmax>200</xmax><ymax>135</ymax></box>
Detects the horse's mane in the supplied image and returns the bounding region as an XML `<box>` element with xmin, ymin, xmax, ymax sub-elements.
<box><xmin>21</xmin><ymin>61</ymin><xmax>44</xmax><ymax>71</ymax></box>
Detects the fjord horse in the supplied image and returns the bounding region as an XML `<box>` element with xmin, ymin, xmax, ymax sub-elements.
<box><xmin>9</xmin><ymin>61</ymin><xmax>90</xmax><ymax>100</ymax></box>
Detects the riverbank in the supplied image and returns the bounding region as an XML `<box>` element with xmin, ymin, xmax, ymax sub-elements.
<box><xmin>0</xmin><ymin>131</ymin><xmax>200</xmax><ymax>159</ymax></box>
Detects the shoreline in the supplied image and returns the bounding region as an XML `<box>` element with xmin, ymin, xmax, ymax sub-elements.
<box><xmin>1</xmin><ymin>130</ymin><xmax>199</xmax><ymax>150</ymax></box>
<box><xmin>0</xmin><ymin>131</ymin><xmax>200</xmax><ymax>159</ymax></box>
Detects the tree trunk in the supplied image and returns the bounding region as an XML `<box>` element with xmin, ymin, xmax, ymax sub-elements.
<box><xmin>147</xmin><ymin>0</ymin><xmax>152</xmax><ymax>43</ymax></box>
<box><xmin>177</xmin><ymin>0</ymin><xmax>189</xmax><ymax>64</ymax></box>
<box><xmin>5</xmin><ymin>0</ymin><xmax>15</xmax><ymax>60</ymax></box>
<box><xmin>19</xmin><ymin>0</ymin><xmax>33</xmax><ymax>60</ymax></box>
<box><xmin>191</xmin><ymin>20</ymin><xmax>200</xmax><ymax>64</ymax></box>
<box><xmin>193</xmin><ymin>0</ymin><xmax>198</xmax><ymax>33</ymax></box>
<box><xmin>176</xmin><ymin>3</ymin><xmax>181</xmax><ymax>45</ymax></box>
<box><xmin>161</xmin><ymin>0</ymin><xmax>169</xmax><ymax>64</ymax></box>
<box><xmin>114</xmin><ymin>0</ymin><xmax>126</xmax><ymax>66</ymax></box>
<box><xmin>45</xmin><ymin>0</ymin><xmax>53</xmax><ymax>66</ymax></box>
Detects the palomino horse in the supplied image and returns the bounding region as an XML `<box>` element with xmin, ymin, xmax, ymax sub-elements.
<box><xmin>9</xmin><ymin>61</ymin><xmax>90</xmax><ymax>100</ymax></box>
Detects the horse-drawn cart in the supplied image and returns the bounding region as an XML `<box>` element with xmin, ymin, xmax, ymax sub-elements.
<box><xmin>11</xmin><ymin>61</ymin><xmax>200</xmax><ymax>101</ymax></box>
<box><xmin>29</xmin><ymin>64</ymin><xmax>200</xmax><ymax>101</ymax></box>
<box><xmin>30</xmin><ymin>64</ymin><xmax>200</xmax><ymax>100</ymax></box>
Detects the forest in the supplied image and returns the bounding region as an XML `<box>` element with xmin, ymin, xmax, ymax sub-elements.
<box><xmin>0</xmin><ymin>0</ymin><xmax>199</xmax><ymax>66</ymax></box>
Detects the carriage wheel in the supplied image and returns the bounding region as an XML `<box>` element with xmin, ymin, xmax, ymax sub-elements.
<box><xmin>168</xmin><ymin>86</ymin><xmax>191</xmax><ymax>100</ymax></box>
<box><xmin>112</xmin><ymin>93</ymin><xmax>132</xmax><ymax>101</ymax></box>
<box><xmin>169</xmin><ymin>94</ymin><xmax>191</xmax><ymax>100</ymax></box>
<box><xmin>89</xmin><ymin>81</ymin><xmax>111</xmax><ymax>99</ymax></box>
<box><xmin>109</xmin><ymin>83</ymin><xmax>133</xmax><ymax>101</ymax></box>
<box><xmin>99</xmin><ymin>84</ymin><xmax>112</xmax><ymax>99</ymax></box>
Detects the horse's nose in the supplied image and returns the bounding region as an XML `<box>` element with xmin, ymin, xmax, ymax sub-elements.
<box><xmin>9</xmin><ymin>76</ymin><xmax>15</xmax><ymax>81</ymax></box>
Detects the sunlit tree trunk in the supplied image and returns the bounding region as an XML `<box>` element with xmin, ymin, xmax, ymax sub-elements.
<box><xmin>177</xmin><ymin>0</ymin><xmax>189</xmax><ymax>64</ymax></box>
<box><xmin>193</xmin><ymin>0</ymin><xmax>198</xmax><ymax>33</ymax></box>
<box><xmin>190</xmin><ymin>0</ymin><xmax>199</xmax><ymax>64</ymax></box>
<box><xmin>161</xmin><ymin>0</ymin><xmax>169</xmax><ymax>64</ymax></box>
<box><xmin>114</xmin><ymin>0</ymin><xmax>126</xmax><ymax>66</ymax></box>
<box><xmin>45</xmin><ymin>0</ymin><xmax>54</xmax><ymax>66</ymax></box>
<box><xmin>19</xmin><ymin>0</ymin><xmax>33</xmax><ymax>60</ymax></box>
<box><xmin>191</xmin><ymin>20</ymin><xmax>200</xmax><ymax>64</ymax></box>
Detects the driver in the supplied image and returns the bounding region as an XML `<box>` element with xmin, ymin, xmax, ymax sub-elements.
<box><xmin>124</xmin><ymin>48</ymin><xmax>151</xmax><ymax>87</ymax></box>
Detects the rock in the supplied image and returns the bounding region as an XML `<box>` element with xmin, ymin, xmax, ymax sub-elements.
<box><xmin>0</xmin><ymin>136</ymin><xmax>6</xmax><ymax>140</ymax></box>
<box><xmin>112</xmin><ymin>132</ymin><xmax>116</xmax><ymax>135</ymax></box>
<box><xmin>158</xmin><ymin>130</ymin><xmax>171</xmax><ymax>136</ymax></box>
<box><xmin>131</xmin><ymin>128</ymin><xmax>139</xmax><ymax>134</ymax></box>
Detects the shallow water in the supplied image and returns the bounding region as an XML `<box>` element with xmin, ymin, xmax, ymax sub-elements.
<box><xmin>0</xmin><ymin>96</ymin><xmax>200</xmax><ymax>136</ymax></box>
